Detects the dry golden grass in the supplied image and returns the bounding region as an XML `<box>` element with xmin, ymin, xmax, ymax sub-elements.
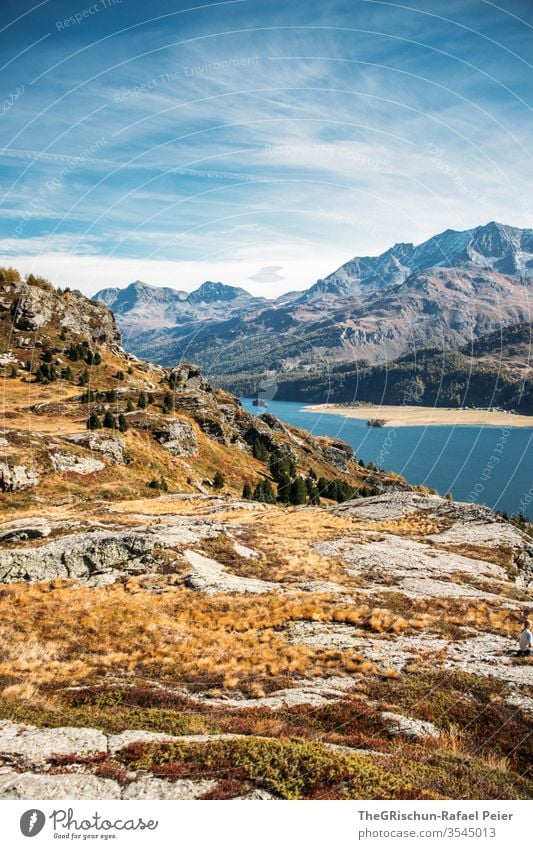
<box><xmin>0</xmin><ymin>583</ymin><xmax>386</xmax><ymax>697</ymax></box>
<box><xmin>0</xmin><ymin>567</ymin><xmax>519</xmax><ymax>709</ymax></box>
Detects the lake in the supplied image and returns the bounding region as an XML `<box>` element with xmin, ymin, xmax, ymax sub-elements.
<box><xmin>241</xmin><ymin>398</ymin><xmax>533</xmax><ymax>519</ymax></box>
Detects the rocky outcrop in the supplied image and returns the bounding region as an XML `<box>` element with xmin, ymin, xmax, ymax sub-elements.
<box><xmin>381</xmin><ymin>712</ymin><xmax>440</xmax><ymax>740</ymax></box>
<box><xmin>65</xmin><ymin>433</ymin><xmax>128</xmax><ymax>464</ymax></box>
<box><xmin>10</xmin><ymin>280</ymin><xmax>120</xmax><ymax>347</ymax></box>
<box><xmin>0</xmin><ymin>517</ymin><xmax>51</xmax><ymax>543</ymax></box>
<box><xmin>330</xmin><ymin>492</ymin><xmax>533</xmax><ymax>585</ymax></box>
<box><xmin>0</xmin><ymin>721</ymin><xmax>107</xmax><ymax>763</ymax></box>
<box><xmin>154</xmin><ymin>419</ymin><xmax>198</xmax><ymax>457</ymax></box>
<box><xmin>0</xmin><ymin>772</ymin><xmax>123</xmax><ymax>800</ymax></box>
<box><xmin>320</xmin><ymin>439</ymin><xmax>355</xmax><ymax>472</ymax></box>
<box><xmin>51</xmin><ymin>452</ymin><xmax>106</xmax><ymax>475</ymax></box>
<box><xmin>0</xmin><ymin>519</ymin><xmax>220</xmax><ymax>585</ymax></box>
<box><xmin>0</xmin><ymin>463</ymin><xmax>39</xmax><ymax>491</ymax></box>
<box><xmin>184</xmin><ymin>549</ymin><xmax>278</xmax><ymax>594</ymax></box>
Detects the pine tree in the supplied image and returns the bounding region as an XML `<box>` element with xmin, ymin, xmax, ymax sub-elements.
<box><xmin>325</xmin><ymin>479</ymin><xmax>339</xmax><ymax>501</ymax></box>
<box><xmin>276</xmin><ymin>471</ymin><xmax>292</xmax><ymax>504</ymax></box>
<box><xmin>213</xmin><ymin>470</ymin><xmax>225</xmax><ymax>489</ymax></box>
<box><xmin>242</xmin><ymin>482</ymin><xmax>252</xmax><ymax>500</ymax></box>
<box><xmin>78</xmin><ymin>369</ymin><xmax>89</xmax><ymax>386</ymax></box>
<box><xmin>336</xmin><ymin>480</ymin><xmax>354</xmax><ymax>503</ymax></box>
<box><xmin>317</xmin><ymin>477</ymin><xmax>330</xmax><ymax>498</ymax></box>
<box><xmin>269</xmin><ymin>446</ymin><xmax>295</xmax><ymax>482</ymax></box>
<box><xmin>253</xmin><ymin>438</ymin><xmax>269</xmax><ymax>462</ymax></box>
<box><xmin>126</xmin><ymin>399</ymin><xmax>134</xmax><ymax>412</ymax></box>
<box><xmin>35</xmin><ymin>363</ymin><xmax>50</xmax><ymax>383</ymax></box>
<box><xmin>137</xmin><ymin>391</ymin><xmax>148</xmax><ymax>409</ymax></box>
<box><xmin>252</xmin><ymin>479</ymin><xmax>276</xmax><ymax>504</ymax></box>
<box><xmin>87</xmin><ymin>413</ymin><xmax>102</xmax><ymax>430</ymax></box>
<box><xmin>308</xmin><ymin>467</ymin><xmax>317</xmax><ymax>480</ymax></box>
<box><xmin>162</xmin><ymin>391</ymin><xmax>174</xmax><ymax>413</ymax></box>
<box><xmin>118</xmin><ymin>414</ymin><xmax>128</xmax><ymax>432</ymax></box>
<box><xmin>60</xmin><ymin>366</ymin><xmax>73</xmax><ymax>381</ymax></box>
<box><xmin>307</xmin><ymin>480</ymin><xmax>320</xmax><ymax>505</ymax></box>
<box><xmin>115</xmin><ymin>370</ymin><xmax>125</xmax><ymax>381</ymax></box>
<box><xmin>289</xmin><ymin>477</ymin><xmax>308</xmax><ymax>505</ymax></box>
<box><xmin>261</xmin><ymin>479</ymin><xmax>276</xmax><ymax>504</ymax></box>
<box><xmin>103</xmin><ymin>411</ymin><xmax>116</xmax><ymax>429</ymax></box>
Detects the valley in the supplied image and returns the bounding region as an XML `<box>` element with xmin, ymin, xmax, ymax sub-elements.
<box><xmin>0</xmin><ymin>267</ymin><xmax>532</xmax><ymax>801</ymax></box>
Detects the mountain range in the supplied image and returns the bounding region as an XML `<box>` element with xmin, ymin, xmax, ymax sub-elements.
<box><xmin>94</xmin><ymin>221</ymin><xmax>532</xmax><ymax>396</ymax></box>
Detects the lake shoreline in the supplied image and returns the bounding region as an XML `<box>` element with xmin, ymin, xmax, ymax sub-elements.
<box><xmin>301</xmin><ymin>404</ymin><xmax>533</xmax><ymax>428</ymax></box>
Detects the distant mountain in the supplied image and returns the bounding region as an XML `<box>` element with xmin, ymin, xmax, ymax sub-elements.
<box><xmin>304</xmin><ymin>221</ymin><xmax>533</xmax><ymax>301</ymax></box>
<box><xmin>94</xmin><ymin>279</ymin><xmax>268</xmax><ymax>346</ymax></box>
<box><xmin>187</xmin><ymin>281</ymin><xmax>251</xmax><ymax>303</ymax></box>
<box><xmin>94</xmin><ymin>223</ymin><xmax>532</xmax><ymax>399</ymax></box>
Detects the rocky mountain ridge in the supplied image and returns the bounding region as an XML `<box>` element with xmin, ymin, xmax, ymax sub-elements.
<box><xmin>93</xmin><ymin>222</ymin><xmax>533</xmax><ymax>385</ymax></box>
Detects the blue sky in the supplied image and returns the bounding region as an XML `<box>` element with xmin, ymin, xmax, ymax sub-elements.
<box><xmin>0</xmin><ymin>0</ymin><xmax>532</xmax><ymax>296</ymax></box>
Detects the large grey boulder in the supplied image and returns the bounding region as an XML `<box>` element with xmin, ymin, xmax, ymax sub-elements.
<box><xmin>66</xmin><ymin>432</ymin><xmax>127</xmax><ymax>464</ymax></box>
<box><xmin>51</xmin><ymin>452</ymin><xmax>105</xmax><ymax>475</ymax></box>
<box><xmin>0</xmin><ymin>517</ymin><xmax>51</xmax><ymax>543</ymax></box>
<box><xmin>0</xmin><ymin>463</ymin><xmax>39</xmax><ymax>491</ymax></box>
<box><xmin>154</xmin><ymin>419</ymin><xmax>198</xmax><ymax>457</ymax></box>
<box><xmin>0</xmin><ymin>722</ymin><xmax>107</xmax><ymax>764</ymax></box>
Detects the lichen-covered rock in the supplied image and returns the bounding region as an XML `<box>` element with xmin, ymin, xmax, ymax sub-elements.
<box><xmin>108</xmin><ymin>730</ymin><xmax>177</xmax><ymax>754</ymax></box>
<box><xmin>0</xmin><ymin>520</ymin><xmax>219</xmax><ymax>585</ymax></box>
<box><xmin>184</xmin><ymin>549</ymin><xmax>278</xmax><ymax>595</ymax></box>
<box><xmin>154</xmin><ymin>419</ymin><xmax>198</xmax><ymax>457</ymax></box>
<box><xmin>122</xmin><ymin>777</ymin><xmax>216</xmax><ymax>800</ymax></box>
<box><xmin>0</xmin><ymin>721</ymin><xmax>107</xmax><ymax>763</ymax></box>
<box><xmin>51</xmin><ymin>452</ymin><xmax>106</xmax><ymax>475</ymax></box>
<box><xmin>66</xmin><ymin>433</ymin><xmax>128</xmax><ymax>464</ymax></box>
<box><xmin>0</xmin><ymin>771</ymin><xmax>121</xmax><ymax>800</ymax></box>
<box><xmin>0</xmin><ymin>463</ymin><xmax>39</xmax><ymax>491</ymax></box>
<box><xmin>381</xmin><ymin>711</ymin><xmax>440</xmax><ymax>740</ymax></box>
<box><xmin>0</xmin><ymin>517</ymin><xmax>51</xmax><ymax>543</ymax></box>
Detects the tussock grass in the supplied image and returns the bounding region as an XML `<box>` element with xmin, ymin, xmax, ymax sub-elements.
<box><xmin>0</xmin><ymin>583</ymin><xmax>389</xmax><ymax>696</ymax></box>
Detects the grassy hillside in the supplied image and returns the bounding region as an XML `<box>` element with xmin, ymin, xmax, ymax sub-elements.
<box><xmin>0</xmin><ymin>267</ymin><xmax>415</xmax><ymax>512</ymax></box>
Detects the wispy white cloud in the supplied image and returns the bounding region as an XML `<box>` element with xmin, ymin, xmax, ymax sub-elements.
<box><xmin>0</xmin><ymin>0</ymin><xmax>531</xmax><ymax>295</ymax></box>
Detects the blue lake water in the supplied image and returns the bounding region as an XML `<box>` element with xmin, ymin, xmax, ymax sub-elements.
<box><xmin>241</xmin><ymin>399</ymin><xmax>533</xmax><ymax>519</ymax></box>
